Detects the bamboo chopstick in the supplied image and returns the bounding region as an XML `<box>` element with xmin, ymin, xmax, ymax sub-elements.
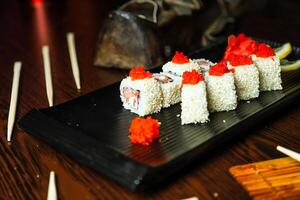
<box><xmin>42</xmin><ymin>45</ymin><xmax>54</xmax><ymax>107</ymax></box>
<box><xmin>67</xmin><ymin>32</ymin><xmax>81</xmax><ymax>90</ymax></box>
<box><xmin>7</xmin><ymin>61</ymin><xmax>22</xmax><ymax>142</ymax></box>
<box><xmin>47</xmin><ymin>171</ymin><xmax>57</xmax><ymax>200</ymax></box>
<box><xmin>277</xmin><ymin>145</ymin><xmax>300</xmax><ymax>162</ymax></box>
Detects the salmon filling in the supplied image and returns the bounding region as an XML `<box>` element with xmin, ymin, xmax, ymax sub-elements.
<box><xmin>154</xmin><ymin>74</ymin><xmax>173</xmax><ymax>83</ymax></box>
<box><xmin>122</xmin><ymin>87</ymin><xmax>140</xmax><ymax>110</ymax></box>
<box><xmin>195</xmin><ymin>60</ymin><xmax>211</xmax><ymax>72</ymax></box>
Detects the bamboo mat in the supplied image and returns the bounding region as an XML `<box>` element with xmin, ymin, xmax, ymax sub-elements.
<box><xmin>229</xmin><ymin>157</ymin><xmax>300</xmax><ymax>200</ymax></box>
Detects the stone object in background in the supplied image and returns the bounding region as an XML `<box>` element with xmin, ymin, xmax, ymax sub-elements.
<box><xmin>94</xmin><ymin>10</ymin><xmax>163</xmax><ymax>70</ymax></box>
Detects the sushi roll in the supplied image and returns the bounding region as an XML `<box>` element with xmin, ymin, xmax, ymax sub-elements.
<box><xmin>153</xmin><ymin>73</ymin><xmax>182</xmax><ymax>108</ymax></box>
<box><xmin>181</xmin><ymin>70</ymin><xmax>209</xmax><ymax>125</ymax></box>
<box><xmin>120</xmin><ymin>66</ymin><xmax>163</xmax><ymax>116</ymax></box>
<box><xmin>162</xmin><ymin>51</ymin><xmax>200</xmax><ymax>76</ymax></box>
<box><xmin>192</xmin><ymin>58</ymin><xmax>215</xmax><ymax>73</ymax></box>
<box><xmin>227</xmin><ymin>54</ymin><xmax>260</xmax><ymax>100</ymax></box>
<box><xmin>252</xmin><ymin>43</ymin><xmax>282</xmax><ymax>91</ymax></box>
<box><xmin>205</xmin><ymin>62</ymin><xmax>237</xmax><ymax>112</ymax></box>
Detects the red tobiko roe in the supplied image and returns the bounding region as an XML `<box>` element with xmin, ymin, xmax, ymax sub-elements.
<box><xmin>227</xmin><ymin>33</ymin><xmax>248</xmax><ymax>48</ymax></box>
<box><xmin>129</xmin><ymin>66</ymin><xmax>152</xmax><ymax>80</ymax></box>
<box><xmin>239</xmin><ymin>39</ymin><xmax>258</xmax><ymax>53</ymax></box>
<box><xmin>227</xmin><ymin>54</ymin><xmax>253</xmax><ymax>67</ymax></box>
<box><xmin>182</xmin><ymin>70</ymin><xmax>204</xmax><ymax>85</ymax></box>
<box><xmin>255</xmin><ymin>43</ymin><xmax>275</xmax><ymax>58</ymax></box>
<box><xmin>224</xmin><ymin>33</ymin><xmax>258</xmax><ymax>60</ymax></box>
<box><xmin>228</xmin><ymin>33</ymin><xmax>247</xmax><ymax>47</ymax></box>
<box><xmin>172</xmin><ymin>51</ymin><xmax>190</xmax><ymax>64</ymax></box>
<box><xmin>209</xmin><ymin>62</ymin><xmax>230</xmax><ymax>76</ymax></box>
<box><xmin>129</xmin><ymin>116</ymin><xmax>160</xmax><ymax>146</ymax></box>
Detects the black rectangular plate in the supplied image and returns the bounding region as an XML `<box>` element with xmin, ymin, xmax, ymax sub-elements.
<box><xmin>18</xmin><ymin>39</ymin><xmax>300</xmax><ymax>191</ymax></box>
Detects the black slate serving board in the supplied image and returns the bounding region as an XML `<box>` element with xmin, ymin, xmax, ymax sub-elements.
<box><xmin>18</xmin><ymin>39</ymin><xmax>300</xmax><ymax>191</ymax></box>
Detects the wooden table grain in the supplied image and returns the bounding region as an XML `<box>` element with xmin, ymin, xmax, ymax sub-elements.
<box><xmin>0</xmin><ymin>0</ymin><xmax>300</xmax><ymax>199</ymax></box>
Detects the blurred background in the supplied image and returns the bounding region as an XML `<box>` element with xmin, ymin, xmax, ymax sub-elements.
<box><xmin>2</xmin><ymin>0</ymin><xmax>300</xmax><ymax>67</ymax></box>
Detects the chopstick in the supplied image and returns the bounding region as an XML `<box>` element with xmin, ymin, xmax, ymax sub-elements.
<box><xmin>181</xmin><ymin>197</ymin><xmax>199</xmax><ymax>200</ymax></box>
<box><xmin>67</xmin><ymin>32</ymin><xmax>81</xmax><ymax>90</ymax></box>
<box><xmin>277</xmin><ymin>145</ymin><xmax>300</xmax><ymax>162</ymax></box>
<box><xmin>42</xmin><ymin>45</ymin><xmax>54</xmax><ymax>107</ymax></box>
<box><xmin>7</xmin><ymin>62</ymin><xmax>22</xmax><ymax>142</ymax></box>
<box><xmin>47</xmin><ymin>171</ymin><xmax>57</xmax><ymax>200</ymax></box>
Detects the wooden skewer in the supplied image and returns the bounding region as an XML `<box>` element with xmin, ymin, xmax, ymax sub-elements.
<box><xmin>7</xmin><ymin>62</ymin><xmax>22</xmax><ymax>142</ymax></box>
<box><xmin>277</xmin><ymin>145</ymin><xmax>300</xmax><ymax>162</ymax></box>
<box><xmin>42</xmin><ymin>45</ymin><xmax>54</xmax><ymax>107</ymax></box>
<box><xmin>67</xmin><ymin>32</ymin><xmax>81</xmax><ymax>90</ymax></box>
<box><xmin>47</xmin><ymin>171</ymin><xmax>57</xmax><ymax>200</ymax></box>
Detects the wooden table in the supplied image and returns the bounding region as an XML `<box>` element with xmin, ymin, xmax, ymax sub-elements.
<box><xmin>1</xmin><ymin>0</ymin><xmax>300</xmax><ymax>199</ymax></box>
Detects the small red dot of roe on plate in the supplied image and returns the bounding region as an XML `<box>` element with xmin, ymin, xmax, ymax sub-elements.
<box><xmin>255</xmin><ymin>43</ymin><xmax>275</xmax><ymax>58</ymax></box>
<box><xmin>172</xmin><ymin>51</ymin><xmax>190</xmax><ymax>64</ymax></box>
<box><xmin>129</xmin><ymin>116</ymin><xmax>160</xmax><ymax>146</ymax></box>
<box><xmin>182</xmin><ymin>70</ymin><xmax>204</xmax><ymax>85</ymax></box>
<box><xmin>209</xmin><ymin>62</ymin><xmax>231</xmax><ymax>76</ymax></box>
<box><xmin>129</xmin><ymin>66</ymin><xmax>152</xmax><ymax>81</ymax></box>
<box><xmin>227</xmin><ymin>54</ymin><xmax>253</xmax><ymax>67</ymax></box>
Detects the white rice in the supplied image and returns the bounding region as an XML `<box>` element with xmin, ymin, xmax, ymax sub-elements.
<box><xmin>153</xmin><ymin>73</ymin><xmax>182</xmax><ymax>108</ymax></box>
<box><xmin>252</xmin><ymin>55</ymin><xmax>282</xmax><ymax>91</ymax></box>
<box><xmin>205</xmin><ymin>72</ymin><xmax>237</xmax><ymax>112</ymax></box>
<box><xmin>227</xmin><ymin>63</ymin><xmax>260</xmax><ymax>100</ymax></box>
<box><xmin>120</xmin><ymin>77</ymin><xmax>163</xmax><ymax>116</ymax></box>
<box><xmin>162</xmin><ymin>59</ymin><xmax>200</xmax><ymax>76</ymax></box>
<box><xmin>181</xmin><ymin>81</ymin><xmax>209</xmax><ymax>125</ymax></box>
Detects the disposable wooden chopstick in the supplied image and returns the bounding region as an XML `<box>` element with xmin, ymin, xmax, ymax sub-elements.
<box><xmin>47</xmin><ymin>171</ymin><xmax>57</xmax><ymax>200</ymax></box>
<box><xmin>277</xmin><ymin>145</ymin><xmax>300</xmax><ymax>162</ymax></box>
<box><xmin>67</xmin><ymin>32</ymin><xmax>81</xmax><ymax>90</ymax></box>
<box><xmin>42</xmin><ymin>45</ymin><xmax>54</xmax><ymax>107</ymax></box>
<box><xmin>7</xmin><ymin>61</ymin><xmax>22</xmax><ymax>142</ymax></box>
<box><xmin>181</xmin><ymin>197</ymin><xmax>199</xmax><ymax>200</ymax></box>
